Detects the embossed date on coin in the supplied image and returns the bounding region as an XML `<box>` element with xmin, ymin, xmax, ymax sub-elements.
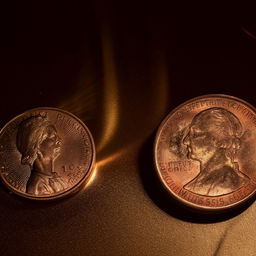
<box><xmin>0</xmin><ymin>108</ymin><xmax>95</xmax><ymax>200</ymax></box>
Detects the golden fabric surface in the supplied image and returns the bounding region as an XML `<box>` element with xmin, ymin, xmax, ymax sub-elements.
<box><xmin>0</xmin><ymin>2</ymin><xmax>256</xmax><ymax>255</ymax></box>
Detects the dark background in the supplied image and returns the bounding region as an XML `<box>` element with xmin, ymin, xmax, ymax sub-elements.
<box><xmin>1</xmin><ymin>2</ymin><xmax>256</xmax><ymax>255</ymax></box>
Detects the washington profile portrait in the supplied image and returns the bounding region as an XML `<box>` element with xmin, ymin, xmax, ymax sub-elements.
<box><xmin>182</xmin><ymin>107</ymin><xmax>250</xmax><ymax>196</ymax></box>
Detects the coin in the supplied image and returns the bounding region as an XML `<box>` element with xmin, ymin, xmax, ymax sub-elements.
<box><xmin>0</xmin><ymin>107</ymin><xmax>95</xmax><ymax>200</ymax></box>
<box><xmin>154</xmin><ymin>95</ymin><xmax>256</xmax><ymax>211</ymax></box>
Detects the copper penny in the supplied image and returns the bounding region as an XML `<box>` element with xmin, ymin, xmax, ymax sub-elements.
<box><xmin>155</xmin><ymin>95</ymin><xmax>256</xmax><ymax>211</ymax></box>
<box><xmin>0</xmin><ymin>107</ymin><xmax>95</xmax><ymax>200</ymax></box>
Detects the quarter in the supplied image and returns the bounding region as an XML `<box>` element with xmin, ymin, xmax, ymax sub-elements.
<box><xmin>154</xmin><ymin>95</ymin><xmax>256</xmax><ymax>211</ymax></box>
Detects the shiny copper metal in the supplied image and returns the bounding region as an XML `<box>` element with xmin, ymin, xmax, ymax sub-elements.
<box><xmin>155</xmin><ymin>95</ymin><xmax>256</xmax><ymax>211</ymax></box>
<box><xmin>0</xmin><ymin>107</ymin><xmax>95</xmax><ymax>200</ymax></box>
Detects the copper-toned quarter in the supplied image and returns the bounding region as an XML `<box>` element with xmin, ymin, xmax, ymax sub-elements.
<box><xmin>0</xmin><ymin>108</ymin><xmax>95</xmax><ymax>200</ymax></box>
<box><xmin>155</xmin><ymin>95</ymin><xmax>256</xmax><ymax>211</ymax></box>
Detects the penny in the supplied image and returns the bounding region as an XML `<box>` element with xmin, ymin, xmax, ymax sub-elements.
<box><xmin>154</xmin><ymin>95</ymin><xmax>256</xmax><ymax>211</ymax></box>
<box><xmin>0</xmin><ymin>107</ymin><xmax>95</xmax><ymax>200</ymax></box>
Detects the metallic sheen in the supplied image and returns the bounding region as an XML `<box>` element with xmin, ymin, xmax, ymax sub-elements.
<box><xmin>155</xmin><ymin>95</ymin><xmax>256</xmax><ymax>211</ymax></box>
<box><xmin>2</xmin><ymin>2</ymin><xmax>256</xmax><ymax>255</ymax></box>
<box><xmin>0</xmin><ymin>108</ymin><xmax>95</xmax><ymax>200</ymax></box>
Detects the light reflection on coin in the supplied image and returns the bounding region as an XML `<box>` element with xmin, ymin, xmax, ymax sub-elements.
<box><xmin>154</xmin><ymin>95</ymin><xmax>256</xmax><ymax>211</ymax></box>
<box><xmin>0</xmin><ymin>107</ymin><xmax>95</xmax><ymax>200</ymax></box>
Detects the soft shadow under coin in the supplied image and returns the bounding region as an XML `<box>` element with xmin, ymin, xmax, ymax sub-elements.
<box><xmin>0</xmin><ymin>184</ymin><xmax>93</xmax><ymax>234</ymax></box>
<box><xmin>0</xmin><ymin>179</ymin><xmax>82</xmax><ymax>211</ymax></box>
<box><xmin>0</xmin><ymin>178</ymin><xmax>89</xmax><ymax>208</ymax></box>
<box><xmin>138</xmin><ymin>133</ymin><xmax>256</xmax><ymax>224</ymax></box>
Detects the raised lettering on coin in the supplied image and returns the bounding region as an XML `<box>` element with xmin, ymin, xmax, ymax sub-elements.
<box><xmin>155</xmin><ymin>95</ymin><xmax>256</xmax><ymax>211</ymax></box>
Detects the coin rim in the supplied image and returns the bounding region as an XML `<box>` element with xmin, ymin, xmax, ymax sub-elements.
<box><xmin>0</xmin><ymin>107</ymin><xmax>96</xmax><ymax>200</ymax></box>
<box><xmin>154</xmin><ymin>94</ymin><xmax>256</xmax><ymax>212</ymax></box>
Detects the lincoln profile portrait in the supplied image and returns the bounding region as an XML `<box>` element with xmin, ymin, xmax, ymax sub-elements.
<box><xmin>16</xmin><ymin>115</ymin><xmax>66</xmax><ymax>195</ymax></box>
<box><xmin>183</xmin><ymin>107</ymin><xmax>250</xmax><ymax>196</ymax></box>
